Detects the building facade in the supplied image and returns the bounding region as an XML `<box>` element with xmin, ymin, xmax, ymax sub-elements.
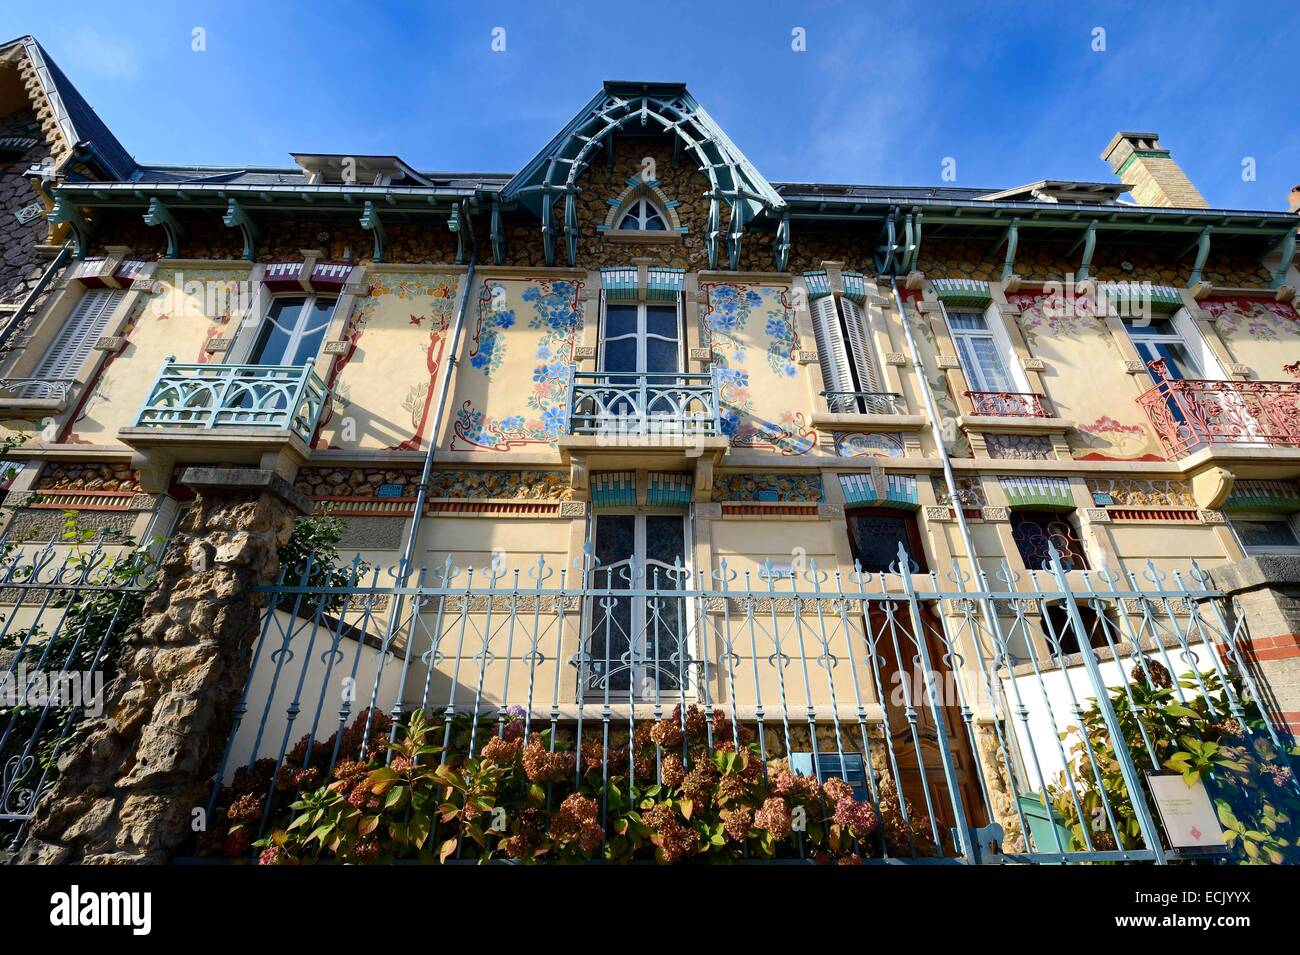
<box><xmin>2</xmin><ymin>38</ymin><xmax>1299</xmax><ymax>864</ymax></box>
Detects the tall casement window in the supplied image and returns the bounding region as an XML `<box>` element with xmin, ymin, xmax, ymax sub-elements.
<box><xmin>248</xmin><ymin>295</ymin><xmax>336</xmax><ymax>366</ymax></box>
<box><xmin>845</xmin><ymin>507</ymin><xmax>928</xmax><ymax>574</ymax></box>
<box><xmin>811</xmin><ymin>294</ymin><xmax>885</xmax><ymax>413</ymax></box>
<box><xmin>26</xmin><ymin>288</ymin><xmax>125</xmax><ymax>393</ymax></box>
<box><xmin>584</xmin><ymin>512</ymin><xmax>690</xmax><ymax>699</ymax></box>
<box><xmin>1121</xmin><ymin>314</ymin><xmax>1212</xmax><ymax>382</ymax></box>
<box><xmin>616</xmin><ymin>197</ymin><xmax>668</xmax><ymax>231</ymax></box>
<box><xmin>945</xmin><ymin>308</ymin><xmax>1020</xmax><ymax>394</ymax></box>
<box><xmin>600</xmin><ymin>298</ymin><xmax>682</xmax><ymax>374</ymax></box>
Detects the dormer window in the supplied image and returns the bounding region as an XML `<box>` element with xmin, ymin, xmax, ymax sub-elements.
<box><xmin>617</xmin><ymin>198</ymin><xmax>667</xmax><ymax>231</ymax></box>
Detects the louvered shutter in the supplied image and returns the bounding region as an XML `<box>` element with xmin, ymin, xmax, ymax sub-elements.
<box><xmin>810</xmin><ymin>295</ymin><xmax>854</xmax><ymax>412</ymax></box>
<box><xmin>31</xmin><ymin>289</ymin><xmax>123</xmax><ymax>383</ymax></box>
<box><xmin>840</xmin><ymin>298</ymin><xmax>881</xmax><ymax>395</ymax></box>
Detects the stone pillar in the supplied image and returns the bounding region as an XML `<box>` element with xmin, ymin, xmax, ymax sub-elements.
<box><xmin>1209</xmin><ymin>555</ymin><xmax>1300</xmax><ymax>740</ymax></box>
<box><xmin>18</xmin><ymin>468</ymin><xmax>310</xmax><ymax>864</ymax></box>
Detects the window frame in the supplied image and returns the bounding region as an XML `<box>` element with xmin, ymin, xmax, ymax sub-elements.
<box><xmin>844</xmin><ymin>506</ymin><xmax>929</xmax><ymax>575</ymax></box>
<box><xmin>1121</xmin><ymin>307</ymin><xmax>1225</xmax><ymax>383</ymax></box>
<box><xmin>1229</xmin><ymin>512</ymin><xmax>1300</xmax><ymax>555</ymax></box>
<box><xmin>615</xmin><ymin>196</ymin><xmax>669</xmax><ymax>232</ymax></box>
<box><xmin>598</xmin><ymin>293</ymin><xmax>684</xmax><ymax>375</ymax></box>
<box><xmin>942</xmin><ymin>302</ymin><xmax>1030</xmax><ymax>395</ymax></box>
<box><xmin>231</xmin><ymin>291</ymin><xmax>339</xmax><ymax>368</ymax></box>
<box><xmin>811</xmin><ymin>293</ymin><xmax>885</xmax><ymax>413</ymax></box>
<box><xmin>582</xmin><ymin>508</ymin><xmax>697</xmax><ymax>701</ymax></box>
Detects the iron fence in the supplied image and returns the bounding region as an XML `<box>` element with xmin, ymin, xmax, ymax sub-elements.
<box><xmin>206</xmin><ymin>542</ymin><xmax>1297</xmax><ymax>864</ymax></box>
<box><xmin>0</xmin><ymin>535</ymin><xmax>157</xmax><ymax>849</ymax></box>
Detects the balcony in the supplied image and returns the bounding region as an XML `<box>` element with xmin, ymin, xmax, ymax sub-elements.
<box><xmin>964</xmin><ymin>390</ymin><xmax>1050</xmax><ymax>417</ymax></box>
<box><xmin>1137</xmin><ymin>364</ymin><xmax>1300</xmax><ymax>458</ymax></box>
<box><xmin>119</xmin><ymin>358</ymin><xmax>330</xmax><ymax>468</ymax></box>
<box><xmin>822</xmin><ymin>390</ymin><xmax>906</xmax><ymax>415</ymax></box>
<box><xmin>567</xmin><ymin>369</ymin><xmax>721</xmax><ymax>438</ymax></box>
<box><xmin>0</xmin><ymin>378</ymin><xmax>77</xmax><ymax>417</ymax></box>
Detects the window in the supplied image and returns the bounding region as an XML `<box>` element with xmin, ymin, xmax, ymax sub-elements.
<box><xmin>846</xmin><ymin>508</ymin><xmax>927</xmax><ymax>574</ymax></box>
<box><xmin>790</xmin><ymin>752</ymin><xmax>870</xmax><ymax>801</ymax></box>
<box><xmin>616</xmin><ymin>198</ymin><xmax>667</xmax><ymax>231</ymax></box>
<box><xmin>26</xmin><ymin>288</ymin><xmax>125</xmax><ymax>393</ymax></box>
<box><xmin>600</xmin><ymin>300</ymin><xmax>681</xmax><ymax>374</ymax></box>
<box><xmin>1122</xmin><ymin>315</ymin><xmax>1205</xmax><ymax>381</ymax></box>
<box><xmin>1010</xmin><ymin>510</ymin><xmax>1089</xmax><ymax>572</ymax></box>
<box><xmin>1039</xmin><ymin>602</ymin><xmax>1108</xmax><ymax>656</ymax></box>
<box><xmin>1231</xmin><ymin>516</ymin><xmax>1300</xmax><ymax>553</ymax></box>
<box><xmin>946</xmin><ymin>309</ymin><xmax>1017</xmax><ymax>393</ymax></box>
<box><xmin>584</xmin><ymin>513</ymin><xmax>690</xmax><ymax>698</ymax></box>
<box><xmin>812</xmin><ymin>295</ymin><xmax>886</xmax><ymax>413</ymax></box>
<box><xmin>248</xmin><ymin>295</ymin><xmax>336</xmax><ymax>366</ymax></box>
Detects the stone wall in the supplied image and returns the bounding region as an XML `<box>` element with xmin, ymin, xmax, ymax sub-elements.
<box><xmin>18</xmin><ymin>469</ymin><xmax>305</xmax><ymax>864</ymax></box>
<box><xmin>0</xmin><ymin>108</ymin><xmax>57</xmax><ymax>307</ymax></box>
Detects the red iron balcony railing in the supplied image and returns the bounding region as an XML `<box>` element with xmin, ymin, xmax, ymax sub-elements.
<box><xmin>964</xmin><ymin>390</ymin><xmax>1050</xmax><ymax>417</ymax></box>
<box><xmin>1136</xmin><ymin>359</ymin><xmax>1300</xmax><ymax>458</ymax></box>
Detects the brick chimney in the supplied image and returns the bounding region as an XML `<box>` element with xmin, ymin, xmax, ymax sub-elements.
<box><xmin>1288</xmin><ymin>184</ymin><xmax>1300</xmax><ymax>213</ymax></box>
<box><xmin>1101</xmin><ymin>131</ymin><xmax>1208</xmax><ymax>209</ymax></box>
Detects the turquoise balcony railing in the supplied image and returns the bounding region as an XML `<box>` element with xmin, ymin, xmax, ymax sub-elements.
<box><xmin>132</xmin><ymin>357</ymin><xmax>329</xmax><ymax>443</ymax></box>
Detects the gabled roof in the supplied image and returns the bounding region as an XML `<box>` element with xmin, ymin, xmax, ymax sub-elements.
<box><xmin>1</xmin><ymin>35</ymin><xmax>135</xmax><ymax>180</ymax></box>
<box><xmin>502</xmin><ymin>80</ymin><xmax>784</xmax><ymax>218</ymax></box>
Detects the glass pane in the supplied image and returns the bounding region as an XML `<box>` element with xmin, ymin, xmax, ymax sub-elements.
<box><xmin>948</xmin><ymin>311</ymin><xmax>988</xmax><ymax>331</ymax></box>
<box><xmin>602</xmin><ymin>337</ymin><xmax>637</xmax><ymax>373</ymax></box>
<box><xmin>645</xmin><ymin>214</ymin><xmax>666</xmax><ymax>230</ymax></box>
<box><xmin>589</xmin><ymin>515</ymin><xmax>636</xmax><ymax>693</ymax></box>
<box><xmin>251</xmin><ymin>298</ymin><xmax>305</xmax><ymax>365</ymax></box>
<box><xmin>645</xmin><ymin>305</ymin><xmax>678</xmax><ymax>339</ymax></box>
<box><xmin>645</xmin><ymin>337</ymin><xmax>679</xmax><ymax>374</ymax></box>
<box><xmin>289</xmin><ymin>298</ymin><xmax>335</xmax><ymax>365</ymax></box>
<box><xmin>1234</xmin><ymin>519</ymin><xmax>1300</xmax><ymax>549</ymax></box>
<box><xmin>644</xmin><ymin>516</ymin><xmax>685</xmax><ymax>693</ymax></box>
<box><xmin>847</xmin><ymin>514</ymin><xmax>916</xmax><ymax>573</ymax></box>
<box><xmin>969</xmin><ymin>336</ymin><xmax>1012</xmax><ymax>391</ymax></box>
<box><xmin>604</xmin><ymin>304</ymin><xmax>637</xmax><ymax>338</ymax></box>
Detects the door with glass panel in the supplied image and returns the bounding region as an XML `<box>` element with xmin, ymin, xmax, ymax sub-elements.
<box><xmin>583</xmin><ymin>513</ymin><xmax>690</xmax><ymax>700</ymax></box>
<box><xmin>596</xmin><ymin>300</ymin><xmax>682</xmax><ymax>428</ymax></box>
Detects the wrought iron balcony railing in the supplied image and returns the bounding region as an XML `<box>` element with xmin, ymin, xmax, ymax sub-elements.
<box><xmin>821</xmin><ymin>390</ymin><xmax>906</xmax><ymax>415</ymax></box>
<box><xmin>568</xmin><ymin>368</ymin><xmax>721</xmax><ymax>437</ymax></box>
<box><xmin>964</xmin><ymin>390</ymin><xmax>1051</xmax><ymax>417</ymax></box>
<box><xmin>0</xmin><ymin>378</ymin><xmax>76</xmax><ymax>401</ymax></box>
<box><xmin>1136</xmin><ymin>359</ymin><xmax>1300</xmax><ymax>458</ymax></box>
<box><xmin>132</xmin><ymin>357</ymin><xmax>330</xmax><ymax>443</ymax></box>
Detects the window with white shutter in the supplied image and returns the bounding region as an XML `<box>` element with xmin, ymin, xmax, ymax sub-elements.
<box><xmin>812</xmin><ymin>294</ymin><xmax>886</xmax><ymax>413</ymax></box>
<box><xmin>25</xmin><ymin>289</ymin><xmax>124</xmax><ymax>397</ymax></box>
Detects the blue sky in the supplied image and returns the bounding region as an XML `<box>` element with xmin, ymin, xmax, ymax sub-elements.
<box><xmin>5</xmin><ymin>1</ymin><xmax>1296</xmax><ymax>210</ymax></box>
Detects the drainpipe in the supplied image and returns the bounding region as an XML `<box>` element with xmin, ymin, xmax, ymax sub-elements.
<box><xmin>0</xmin><ymin>242</ymin><xmax>72</xmax><ymax>359</ymax></box>
<box><xmin>360</xmin><ymin>200</ymin><xmax>477</xmax><ymax>751</ymax></box>
<box><xmin>889</xmin><ymin>270</ymin><xmax>987</xmax><ymax>864</ymax></box>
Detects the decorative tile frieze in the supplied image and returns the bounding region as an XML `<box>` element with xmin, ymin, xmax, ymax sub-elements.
<box><xmin>923</xmin><ymin>505</ymin><xmax>953</xmax><ymax>521</ymax></box>
<box><xmin>985</xmin><ymin>433</ymin><xmax>1054</xmax><ymax>460</ymax></box>
<box><xmin>1086</xmin><ymin>478</ymin><xmax>1195</xmax><ymax>508</ymax></box>
<box><xmin>711</xmin><ymin>473</ymin><xmax>824</xmax><ymax>503</ymax></box>
<box><xmin>558</xmin><ymin>501</ymin><xmax>588</xmax><ymax>518</ymax></box>
<box><xmin>839</xmin><ymin>471</ymin><xmax>918</xmax><ymax>508</ymax></box>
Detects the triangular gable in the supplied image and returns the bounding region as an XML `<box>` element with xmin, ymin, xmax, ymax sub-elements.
<box><xmin>502</xmin><ymin>81</ymin><xmax>784</xmax><ymax>268</ymax></box>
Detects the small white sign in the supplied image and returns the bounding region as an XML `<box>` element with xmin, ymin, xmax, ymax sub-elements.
<box><xmin>1146</xmin><ymin>773</ymin><xmax>1227</xmax><ymax>850</ymax></box>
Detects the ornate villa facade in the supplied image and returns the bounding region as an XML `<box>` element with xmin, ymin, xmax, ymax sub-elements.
<box><xmin>1</xmin><ymin>35</ymin><xmax>1298</xmax><ymax>864</ymax></box>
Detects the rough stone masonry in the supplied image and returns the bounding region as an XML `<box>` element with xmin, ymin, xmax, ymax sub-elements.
<box><xmin>18</xmin><ymin>469</ymin><xmax>308</xmax><ymax>864</ymax></box>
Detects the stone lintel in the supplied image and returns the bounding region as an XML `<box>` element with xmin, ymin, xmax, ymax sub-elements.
<box><xmin>181</xmin><ymin>467</ymin><xmax>313</xmax><ymax>515</ymax></box>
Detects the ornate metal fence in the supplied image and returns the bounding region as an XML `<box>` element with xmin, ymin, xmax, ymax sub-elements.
<box><xmin>207</xmin><ymin>542</ymin><xmax>1297</xmax><ymax>864</ymax></box>
<box><xmin>0</xmin><ymin>536</ymin><xmax>156</xmax><ymax>849</ymax></box>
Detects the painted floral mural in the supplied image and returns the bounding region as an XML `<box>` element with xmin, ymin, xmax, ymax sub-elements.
<box><xmin>701</xmin><ymin>283</ymin><xmax>813</xmax><ymax>455</ymax></box>
<box><xmin>450</xmin><ymin>278</ymin><xmax>583</xmax><ymax>451</ymax></box>
<box><xmin>318</xmin><ymin>272</ymin><xmax>459</xmax><ymax>451</ymax></box>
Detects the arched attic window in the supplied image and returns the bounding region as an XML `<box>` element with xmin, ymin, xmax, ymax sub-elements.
<box><xmin>617</xmin><ymin>197</ymin><xmax>668</xmax><ymax>231</ymax></box>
